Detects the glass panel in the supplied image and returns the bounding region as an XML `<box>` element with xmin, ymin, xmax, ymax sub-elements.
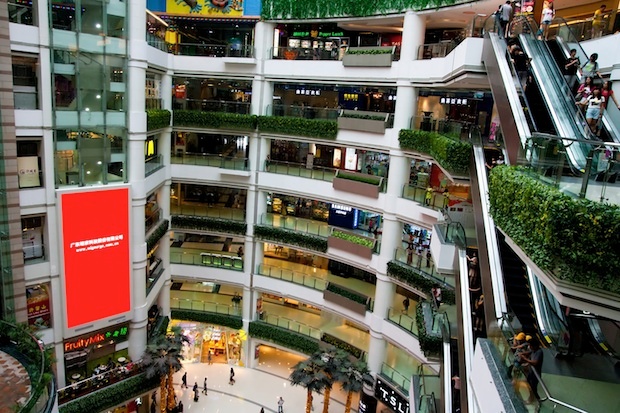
<box><xmin>80</xmin><ymin>0</ymin><xmax>105</xmax><ymax>36</ymax></box>
<box><xmin>54</xmin><ymin>74</ymin><xmax>77</xmax><ymax>109</ymax></box>
<box><xmin>78</xmin><ymin>54</ymin><xmax>104</xmax><ymax>112</ymax></box>
<box><xmin>51</xmin><ymin>0</ymin><xmax>76</xmax><ymax>31</ymax></box>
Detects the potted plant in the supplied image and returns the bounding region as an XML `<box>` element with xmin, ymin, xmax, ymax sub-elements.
<box><xmin>342</xmin><ymin>46</ymin><xmax>395</xmax><ymax>67</ymax></box>
<box><xmin>328</xmin><ymin>229</ymin><xmax>375</xmax><ymax>259</ymax></box>
<box><xmin>332</xmin><ymin>170</ymin><xmax>383</xmax><ymax>198</ymax></box>
<box><xmin>337</xmin><ymin>109</ymin><xmax>390</xmax><ymax>133</ymax></box>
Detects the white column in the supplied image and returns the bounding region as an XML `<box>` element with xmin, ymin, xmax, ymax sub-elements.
<box><xmin>372</xmin><ymin>274</ymin><xmax>396</xmax><ymax>320</ymax></box>
<box><xmin>128</xmin><ymin>320</ymin><xmax>148</xmax><ymax>361</ymax></box>
<box><xmin>247</xmin><ymin>132</ymin><xmax>260</xmax><ymax>174</ymax></box>
<box><xmin>251</xmin><ymin>77</ymin><xmax>274</xmax><ymax>116</ymax></box>
<box><xmin>366</xmin><ymin>330</ymin><xmax>387</xmax><ymax>375</ymax></box>
<box><xmin>253</xmin><ymin>21</ymin><xmax>275</xmax><ymax>60</ymax></box>
<box><xmin>162</xmin><ymin>71</ymin><xmax>173</xmax><ymax>111</ymax></box>
<box><xmin>393</xmin><ymin>82</ymin><xmax>417</xmax><ymax>131</ymax></box>
<box><xmin>385</xmin><ymin>153</ymin><xmax>410</xmax><ymax>202</ymax></box>
<box><xmin>400</xmin><ymin>11</ymin><xmax>426</xmax><ymax>62</ymax></box>
<box><xmin>158</xmin><ymin>279</ymin><xmax>171</xmax><ymax>318</ymax></box>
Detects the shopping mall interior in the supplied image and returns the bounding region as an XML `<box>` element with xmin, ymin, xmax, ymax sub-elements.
<box><xmin>1</xmin><ymin>0</ymin><xmax>620</xmax><ymax>412</ymax></box>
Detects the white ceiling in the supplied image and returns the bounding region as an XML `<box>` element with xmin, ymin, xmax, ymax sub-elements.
<box><xmin>337</xmin><ymin>0</ymin><xmax>605</xmax><ymax>32</ymax></box>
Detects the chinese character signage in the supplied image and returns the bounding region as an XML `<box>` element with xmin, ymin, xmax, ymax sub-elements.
<box><xmin>17</xmin><ymin>156</ymin><xmax>40</xmax><ymax>188</ymax></box>
<box><xmin>64</xmin><ymin>323</ymin><xmax>130</xmax><ymax>352</ymax></box>
<box><xmin>27</xmin><ymin>284</ymin><xmax>51</xmax><ymax>330</ymax></box>
<box><xmin>60</xmin><ymin>187</ymin><xmax>131</xmax><ymax>329</ymax></box>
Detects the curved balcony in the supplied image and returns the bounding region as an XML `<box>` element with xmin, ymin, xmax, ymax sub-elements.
<box><xmin>0</xmin><ymin>320</ymin><xmax>55</xmax><ymax>413</ymax></box>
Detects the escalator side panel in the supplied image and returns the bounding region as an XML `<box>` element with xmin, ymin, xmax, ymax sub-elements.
<box><xmin>482</xmin><ymin>35</ymin><xmax>523</xmax><ymax>166</ymax></box>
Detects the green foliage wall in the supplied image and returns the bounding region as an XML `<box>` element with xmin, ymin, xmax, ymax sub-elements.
<box><xmin>254</xmin><ymin>225</ymin><xmax>328</xmax><ymax>252</ymax></box>
<box><xmin>415</xmin><ymin>302</ymin><xmax>442</xmax><ymax>357</ymax></box>
<box><xmin>146</xmin><ymin>220</ymin><xmax>169</xmax><ymax>253</ymax></box>
<box><xmin>488</xmin><ymin>166</ymin><xmax>620</xmax><ymax>294</ymax></box>
<box><xmin>146</xmin><ymin>110</ymin><xmax>171</xmax><ymax>131</ymax></box>
<box><xmin>399</xmin><ymin>129</ymin><xmax>471</xmax><ymax>175</ymax></box>
<box><xmin>249</xmin><ymin>321</ymin><xmax>320</xmax><ymax>355</ymax></box>
<box><xmin>386</xmin><ymin>261</ymin><xmax>456</xmax><ymax>305</ymax></box>
<box><xmin>173</xmin><ymin>111</ymin><xmax>258</xmax><ymax>131</ymax></box>
<box><xmin>171</xmin><ymin>309</ymin><xmax>243</xmax><ymax>330</ymax></box>
<box><xmin>257</xmin><ymin>116</ymin><xmax>338</xmax><ymax>139</ymax></box>
<box><xmin>171</xmin><ymin>215</ymin><xmax>247</xmax><ymax>235</ymax></box>
<box><xmin>261</xmin><ymin>0</ymin><xmax>464</xmax><ymax>19</ymax></box>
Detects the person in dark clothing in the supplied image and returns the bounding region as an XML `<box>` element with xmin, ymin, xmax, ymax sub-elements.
<box><xmin>203</xmin><ymin>377</ymin><xmax>208</xmax><ymax>395</ymax></box>
<box><xmin>564</xmin><ymin>49</ymin><xmax>580</xmax><ymax>94</ymax></box>
<box><xmin>510</xmin><ymin>45</ymin><xmax>530</xmax><ymax>91</ymax></box>
<box><xmin>229</xmin><ymin>367</ymin><xmax>235</xmax><ymax>385</ymax></box>
<box><xmin>181</xmin><ymin>372</ymin><xmax>187</xmax><ymax>388</ymax></box>
<box><xmin>178</xmin><ymin>401</ymin><xmax>184</xmax><ymax>412</ymax></box>
<box><xmin>520</xmin><ymin>339</ymin><xmax>544</xmax><ymax>400</ymax></box>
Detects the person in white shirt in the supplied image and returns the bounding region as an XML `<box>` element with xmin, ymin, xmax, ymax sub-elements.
<box><xmin>584</xmin><ymin>88</ymin><xmax>605</xmax><ymax>134</ymax></box>
<box><xmin>540</xmin><ymin>2</ymin><xmax>555</xmax><ymax>40</ymax></box>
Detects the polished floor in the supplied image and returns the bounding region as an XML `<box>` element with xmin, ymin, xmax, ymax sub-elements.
<box><xmin>162</xmin><ymin>347</ymin><xmax>360</xmax><ymax>413</ymax></box>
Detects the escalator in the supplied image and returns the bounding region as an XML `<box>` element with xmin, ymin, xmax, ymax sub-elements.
<box><xmin>496</xmin><ymin>231</ymin><xmax>541</xmax><ymax>341</ymax></box>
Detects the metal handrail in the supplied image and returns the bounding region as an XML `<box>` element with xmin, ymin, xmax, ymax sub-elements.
<box><xmin>498</xmin><ymin>314</ymin><xmax>588</xmax><ymax>412</ymax></box>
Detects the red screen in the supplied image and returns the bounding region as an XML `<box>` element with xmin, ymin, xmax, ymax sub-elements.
<box><xmin>61</xmin><ymin>188</ymin><xmax>131</xmax><ymax>328</ymax></box>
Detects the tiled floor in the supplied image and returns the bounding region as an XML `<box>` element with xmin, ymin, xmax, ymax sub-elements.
<box><xmin>0</xmin><ymin>351</ymin><xmax>31</xmax><ymax>413</ymax></box>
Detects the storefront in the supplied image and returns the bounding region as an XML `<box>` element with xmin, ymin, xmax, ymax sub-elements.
<box><xmin>63</xmin><ymin>323</ymin><xmax>130</xmax><ymax>382</ymax></box>
<box><xmin>375</xmin><ymin>377</ymin><xmax>410</xmax><ymax>413</ymax></box>
<box><xmin>26</xmin><ymin>283</ymin><xmax>51</xmax><ymax>330</ymax></box>
<box><xmin>170</xmin><ymin>319</ymin><xmax>244</xmax><ymax>365</ymax></box>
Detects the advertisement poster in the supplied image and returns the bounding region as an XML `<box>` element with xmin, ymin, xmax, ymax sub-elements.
<box><xmin>61</xmin><ymin>187</ymin><xmax>130</xmax><ymax>329</ymax></box>
<box><xmin>166</xmin><ymin>0</ymin><xmax>244</xmax><ymax>17</ymax></box>
<box><xmin>27</xmin><ymin>284</ymin><xmax>51</xmax><ymax>329</ymax></box>
<box><xmin>17</xmin><ymin>156</ymin><xmax>40</xmax><ymax>188</ymax></box>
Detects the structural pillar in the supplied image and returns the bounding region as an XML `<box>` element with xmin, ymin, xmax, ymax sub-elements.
<box><xmin>366</xmin><ymin>330</ymin><xmax>387</xmax><ymax>376</ymax></box>
<box><xmin>400</xmin><ymin>11</ymin><xmax>426</xmax><ymax>62</ymax></box>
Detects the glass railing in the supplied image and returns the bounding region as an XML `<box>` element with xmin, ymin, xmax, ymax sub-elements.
<box><xmin>387</xmin><ymin>307</ymin><xmax>419</xmax><ymax>335</ymax></box>
<box><xmin>256</xmin><ymin>263</ymin><xmax>327</xmax><ymax>291</ymax></box>
<box><xmin>270</xmin><ymin>46</ymin><xmax>344</xmax><ymax>61</ymax></box>
<box><xmin>146</xmin><ymin>32</ymin><xmax>168</xmax><ymax>52</ymax></box>
<box><xmin>259</xmin><ymin>313</ymin><xmax>321</xmax><ymax>339</ymax></box>
<box><xmin>434</xmin><ymin>220</ymin><xmax>467</xmax><ymax>249</ymax></box>
<box><xmin>170</xmin><ymin>205</ymin><xmax>246</xmax><ymax>221</ymax></box>
<box><xmin>170</xmin><ymin>152</ymin><xmax>249</xmax><ymax>171</ymax></box>
<box><xmin>492</xmin><ymin>315</ymin><xmax>589</xmax><ymax>412</ymax></box>
<box><xmin>170</xmin><ymin>249</ymin><xmax>244</xmax><ymax>270</ymax></box>
<box><xmin>8</xmin><ymin>1</ymin><xmax>34</xmax><ymax>25</ymax></box>
<box><xmin>179</xmin><ymin>99</ymin><xmax>251</xmax><ymax>114</ymax></box>
<box><xmin>146</xmin><ymin>259</ymin><xmax>164</xmax><ymax>295</ymax></box>
<box><xmin>264</xmin><ymin>159</ymin><xmax>337</xmax><ymax>182</ymax></box>
<box><xmin>519</xmin><ymin>135</ymin><xmax>620</xmax><ymax>205</ymax></box>
<box><xmin>145</xmin><ymin>98</ymin><xmax>163</xmax><ymax>110</ymax></box>
<box><xmin>393</xmin><ymin>247</ymin><xmax>455</xmax><ymax>288</ymax></box>
<box><xmin>145</xmin><ymin>210</ymin><xmax>162</xmax><ymax>234</ymax></box>
<box><xmin>417</xmin><ymin>41</ymin><xmax>458</xmax><ymax>60</ymax></box>
<box><xmin>412</xmin><ymin>364</ymin><xmax>441</xmax><ymax>413</ymax></box>
<box><xmin>145</xmin><ymin>154</ymin><xmax>164</xmax><ymax>177</ymax></box>
<box><xmin>380</xmin><ymin>363</ymin><xmax>411</xmax><ymax>396</ymax></box>
<box><xmin>260</xmin><ymin>213</ymin><xmax>331</xmax><ymax>238</ymax></box>
<box><xmin>409</xmin><ymin>115</ymin><xmax>478</xmax><ymax>140</ymax></box>
<box><xmin>58</xmin><ymin>361</ymin><xmax>142</xmax><ymax>406</ymax></box>
<box><xmin>548</xmin><ymin>11</ymin><xmax>616</xmax><ymax>41</ymax></box>
<box><xmin>401</xmin><ymin>185</ymin><xmax>447</xmax><ymax>212</ymax></box>
<box><xmin>266</xmin><ymin>104</ymin><xmax>339</xmax><ymax>120</ymax></box>
<box><xmin>170</xmin><ymin>297</ymin><xmax>242</xmax><ymax>315</ymax></box>
<box><xmin>177</xmin><ymin>43</ymin><xmax>253</xmax><ymax>58</ymax></box>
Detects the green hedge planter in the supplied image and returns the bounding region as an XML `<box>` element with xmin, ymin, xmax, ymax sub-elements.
<box><xmin>320</xmin><ymin>332</ymin><xmax>364</xmax><ymax>359</ymax></box>
<box><xmin>171</xmin><ymin>215</ymin><xmax>247</xmax><ymax>235</ymax></box>
<box><xmin>257</xmin><ymin>116</ymin><xmax>337</xmax><ymax>139</ymax></box>
<box><xmin>59</xmin><ymin>374</ymin><xmax>159</xmax><ymax>413</ymax></box>
<box><xmin>488</xmin><ymin>166</ymin><xmax>620</xmax><ymax>295</ymax></box>
<box><xmin>254</xmin><ymin>225</ymin><xmax>328</xmax><ymax>252</ymax></box>
<box><xmin>335</xmin><ymin>171</ymin><xmax>382</xmax><ymax>186</ymax></box>
<box><xmin>249</xmin><ymin>321</ymin><xmax>320</xmax><ymax>355</ymax></box>
<box><xmin>146</xmin><ymin>220</ymin><xmax>169</xmax><ymax>255</ymax></box>
<box><xmin>261</xmin><ymin>0</ymin><xmax>464</xmax><ymax>20</ymax></box>
<box><xmin>415</xmin><ymin>302</ymin><xmax>442</xmax><ymax>357</ymax></box>
<box><xmin>146</xmin><ymin>109</ymin><xmax>171</xmax><ymax>131</ymax></box>
<box><xmin>171</xmin><ymin>309</ymin><xmax>243</xmax><ymax>330</ymax></box>
<box><xmin>399</xmin><ymin>129</ymin><xmax>471</xmax><ymax>175</ymax></box>
<box><xmin>325</xmin><ymin>282</ymin><xmax>370</xmax><ymax>306</ymax></box>
<box><xmin>174</xmin><ymin>110</ymin><xmax>258</xmax><ymax>131</ymax></box>
<box><xmin>331</xmin><ymin>230</ymin><xmax>375</xmax><ymax>248</ymax></box>
<box><xmin>386</xmin><ymin>261</ymin><xmax>456</xmax><ymax>305</ymax></box>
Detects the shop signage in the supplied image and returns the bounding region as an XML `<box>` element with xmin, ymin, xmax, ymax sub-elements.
<box><xmin>292</xmin><ymin>31</ymin><xmax>345</xmax><ymax>38</ymax></box>
<box><xmin>64</xmin><ymin>323</ymin><xmax>129</xmax><ymax>352</ymax></box>
<box><xmin>358</xmin><ymin>391</ymin><xmax>378</xmax><ymax>413</ymax></box>
<box><xmin>375</xmin><ymin>378</ymin><xmax>410</xmax><ymax>413</ymax></box>
<box><xmin>328</xmin><ymin>203</ymin><xmax>359</xmax><ymax>229</ymax></box>
<box><xmin>17</xmin><ymin>156</ymin><xmax>40</xmax><ymax>188</ymax></box>
<box><xmin>26</xmin><ymin>284</ymin><xmax>51</xmax><ymax>329</ymax></box>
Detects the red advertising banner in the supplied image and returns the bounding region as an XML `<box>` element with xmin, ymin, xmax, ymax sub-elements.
<box><xmin>61</xmin><ymin>188</ymin><xmax>131</xmax><ymax>328</ymax></box>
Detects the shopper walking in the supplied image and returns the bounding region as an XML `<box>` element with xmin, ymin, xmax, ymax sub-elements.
<box><xmin>583</xmin><ymin>88</ymin><xmax>605</xmax><ymax>134</ymax></box>
<box><xmin>277</xmin><ymin>396</ymin><xmax>285</xmax><ymax>413</ymax></box>
<box><xmin>229</xmin><ymin>367</ymin><xmax>236</xmax><ymax>385</ymax></box>
<box><xmin>203</xmin><ymin>377</ymin><xmax>208</xmax><ymax>395</ymax></box>
<box><xmin>499</xmin><ymin>1</ymin><xmax>513</xmax><ymax>39</ymax></box>
<box><xmin>178</xmin><ymin>401</ymin><xmax>184</xmax><ymax>413</ymax></box>
<box><xmin>402</xmin><ymin>297</ymin><xmax>410</xmax><ymax>313</ymax></box>
<box><xmin>591</xmin><ymin>4</ymin><xmax>608</xmax><ymax>38</ymax></box>
<box><xmin>601</xmin><ymin>81</ymin><xmax>620</xmax><ymax>110</ymax></box>
<box><xmin>540</xmin><ymin>1</ymin><xmax>555</xmax><ymax>40</ymax></box>
<box><xmin>564</xmin><ymin>49</ymin><xmax>580</xmax><ymax>94</ymax></box>
<box><xmin>181</xmin><ymin>372</ymin><xmax>187</xmax><ymax>388</ymax></box>
<box><xmin>520</xmin><ymin>339</ymin><xmax>544</xmax><ymax>401</ymax></box>
<box><xmin>580</xmin><ymin>53</ymin><xmax>602</xmax><ymax>85</ymax></box>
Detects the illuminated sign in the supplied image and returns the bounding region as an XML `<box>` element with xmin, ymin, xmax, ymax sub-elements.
<box><xmin>64</xmin><ymin>323</ymin><xmax>129</xmax><ymax>352</ymax></box>
<box><xmin>166</xmin><ymin>0</ymin><xmax>244</xmax><ymax>17</ymax></box>
<box><xmin>61</xmin><ymin>187</ymin><xmax>131</xmax><ymax>329</ymax></box>
<box><xmin>375</xmin><ymin>378</ymin><xmax>410</xmax><ymax>413</ymax></box>
<box><xmin>292</xmin><ymin>31</ymin><xmax>345</xmax><ymax>37</ymax></box>
<box><xmin>27</xmin><ymin>284</ymin><xmax>51</xmax><ymax>329</ymax></box>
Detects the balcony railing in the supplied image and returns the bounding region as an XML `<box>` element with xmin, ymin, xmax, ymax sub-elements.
<box><xmin>260</xmin><ymin>213</ymin><xmax>331</xmax><ymax>238</ymax></box>
<box><xmin>170</xmin><ymin>204</ymin><xmax>246</xmax><ymax>221</ymax></box>
<box><xmin>170</xmin><ymin>248</ymin><xmax>244</xmax><ymax>270</ymax></box>
<box><xmin>178</xmin><ymin>99</ymin><xmax>251</xmax><ymax>114</ymax></box>
<box><xmin>256</xmin><ymin>263</ymin><xmax>327</xmax><ymax>291</ymax></box>
<box><xmin>146</xmin><ymin>258</ymin><xmax>164</xmax><ymax>295</ymax></box>
<box><xmin>145</xmin><ymin>97</ymin><xmax>163</xmax><ymax>110</ymax></box>
<box><xmin>270</xmin><ymin>46</ymin><xmax>342</xmax><ymax>61</ymax></box>
<box><xmin>259</xmin><ymin>313</ymin><xmax>321</xmax><ymax>340</ymax></box>
<box><xmin>266</xmin><ymin>104</ymin><xmax>339</xmax><ymax>120</ymax></box>
<box><xmin>417</xmin><ymin>41</ymin><xmax>458</xmax><ymax>60</ymax></box>
<box><xmin>171</xmin><ymin>152</ymin><xmax>249</xmax><ymax>170</ymax></box>
<box><xmin>387</xmin><ymin>306</ymin><xmax>419</xmax><ymax>336</ymax></box>
<box><xmin>146</xmin><ymin>32</ymin><xmax>168</xmax><ymax>52</ymax></box>
<box><xmin>380</xmin><ymin>363</ymin><xmax>411</xmax><ymax>396</ymax></box>
<box><xmin>392</xmin><ymin>249</ymin><xmax>455</xmax><ymax>288</ymax></box>
<box><xmin>264</xmin><ymin>159</ymin><xmax>337</xmax><ymax>182</ymax></box>
<box><xmin>401</xmin><ymin>185</ymin><xmax>447</xmax><ymax>212</ymax></box>
<box><xmin>145</xmin><ymin>154</ymin><xmax>164</xmax><ymax>177</ymax></box>
<box><xmin>145</xmin><ymin>209</ymin><xmax>162</xmax><ymax>234</ymax></box>
<box><xmin>170</xmin><ymin>298</ymin><xmax>242</xmax><ymax>315</ymax></box>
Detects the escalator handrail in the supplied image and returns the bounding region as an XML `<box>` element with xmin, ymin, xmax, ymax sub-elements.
<box><xmin>498</xmin><ymin>314</ymin><xmax>588</xmax><ymax>413</ymax></box>
<box><xmin>502</xmin><ymin>42</ymin><xmax>540</xmax><ymax>133</ymax></box>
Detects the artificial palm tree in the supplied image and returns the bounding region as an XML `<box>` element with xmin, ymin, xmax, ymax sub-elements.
<box><xmin>314</xmin><ymin>349</ymin><xmax>348</xmax><ymax>413</ymax></box>
<box><xmin>289</xmin><ymin>356</ymin><xmax>331</xmax><ymax>413</ymax></box>
<box><xmin>142</xmin><ymin>328</ymin><xmax>187</xmax><ymax>413</ymax></box>
<box><xmin>338</xmin><ymin>359</ymin><xmax>374</xmax><ymax>413</ymax></box>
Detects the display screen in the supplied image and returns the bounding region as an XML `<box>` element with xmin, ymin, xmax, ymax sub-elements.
<box><xmin>61</xmin><ymin>188</ymin><xmax>130</xmax><ymax>328</ymax></box>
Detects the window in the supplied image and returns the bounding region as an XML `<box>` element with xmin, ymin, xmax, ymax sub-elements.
<box><xmin>17</xmin><ymin>140</ymin><xmax>42</xmax><ymax>188</ymax></box>
<box><xmin>22</xmin><ymin>216</ymin><xmax>45</xmax><ymax>262</ymax></box>
<box><xmin>12</xmin><ymin>55</ymin><xmax>38</xmax><ymax>109</ymax></box>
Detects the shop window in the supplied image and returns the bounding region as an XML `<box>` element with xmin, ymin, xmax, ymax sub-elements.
<box><xmin>12</xmin><ymin>55</ymin><xmax>38</xmax><ymax>109</ymax></box>
<box><xmin>54</xmin><ymin>74</ymin><xmax>76</xmax><ymax>109</ymax></box>
<box><xmin>17</xmin><ymin>140</ymin><xmax>43</xmax><ymax>189</ymax></box>
<box><xmin>145</xmin><ymin>193</ymin><xmax>161</xmax><ymax>233</ymax></box>
<box><xmin>26</xmin><ymin>283</ymin><xmax>52</xmax><ymax>330</ymax></box>
<box><xmin>21</xmin><ymin>216</ymin><xmax>45</xmax><ymax>262</ymax></box>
